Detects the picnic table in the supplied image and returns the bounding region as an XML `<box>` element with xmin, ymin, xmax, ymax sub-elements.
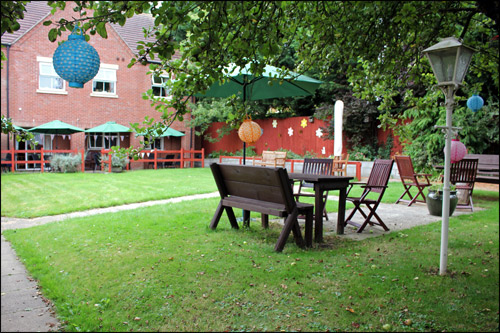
<box><xmin>289</xmin><ymin>173</ymin><xmax>353</xmax><ymax>241</ymax></box>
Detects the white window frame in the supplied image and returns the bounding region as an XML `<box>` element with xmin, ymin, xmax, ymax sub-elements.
<box><xmin>90</xmin><ymin>63</ymin><xmax>118</xmax><ymax>98</ymax></box>
<box><xmin>143</xmin><ymin>136</ymin><xmax>163</xmax><ymax>150</ymax></box>
<box><xmin>36</xmin><ymin>56</ymin><xmax>67</xmax><ymax>94</ymax></box>
<box><xmin>151</xmin><ymin>74</ymin><xmax>173</xmax><ymax>100</ymax></box>
<box><xmin>87</xmin><ymin>132</ymin><xmax>120</xmax><ymax>149</ymax></box>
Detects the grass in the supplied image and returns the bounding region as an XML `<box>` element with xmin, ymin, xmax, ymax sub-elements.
<box><xmin>2</xmin><ymin>169</ymin><xmax>499</xmax><ymax>332</ymax></box>
<box><xmin>1</xmin><ymin>168</ymin><xmax>217</xmax><ymax>218</ymax></box>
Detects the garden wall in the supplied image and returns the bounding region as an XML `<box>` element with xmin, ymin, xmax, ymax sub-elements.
<box><xmin>202</xmin><ymin>116</ymin><xmax>403</xmax><ymax>158</ymax></box>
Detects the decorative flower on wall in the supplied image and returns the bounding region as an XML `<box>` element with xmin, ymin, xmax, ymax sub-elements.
<box><xmin>316</xmin><ymin>128</ymin><xmax>323</xmax><ymax>138</ymax></box>
<box><xmin>301</xmin><ymin>118</ymin><xmax>308</xmax><ymax>128</ymax></box>
<box><xmin>321</xmin><ymin>147</ymin><xmax>326</xmax><ymax>155</ymax></box>
<box><xmin>288</xmin><ymin>127</ymin><xmax>294</xmax><ymax>136</ymax></box>
<box><xmin>272</xmin><ymin>119</ymin><xmax>278</xmax><ymax>128</ymax></box>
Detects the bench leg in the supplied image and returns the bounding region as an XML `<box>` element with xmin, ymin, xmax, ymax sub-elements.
<box><xmin>210</xmin><ymin>201</ymin><xmax>239</xmax><ymax>229</ymax></box>
<box><xmin>209</xmin><ymin>201</ymin><xmax>224</xmax><ymax>229</ymax></box>
<box><xmin>275</xmin><ymin>209</ymin><xmax>304</xmax><ymax>252</ymax></box>
<box><xmin>261</xmin><ymin>213</ymin><xmax>269</xmax><ymax>228</ymax></box>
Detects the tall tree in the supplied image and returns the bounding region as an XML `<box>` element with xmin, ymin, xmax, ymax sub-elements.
<box><xmin>3</xmin><ymin>1</ymin><xmax>498</xmax><ymax>162</ymax></box>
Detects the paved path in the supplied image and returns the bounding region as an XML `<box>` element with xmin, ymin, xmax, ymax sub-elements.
<box><xmin>1</xmin><ymin>191</ymin><xmax>477</xmax><ymax>332</ymax></box>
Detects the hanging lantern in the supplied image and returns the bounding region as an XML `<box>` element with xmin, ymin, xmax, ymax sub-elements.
<box><xmin>447</xmin><ymin>138</ymin><xmax>467</xmax><ymax>163</ymax></box>
<box><xmin>238</xmin><ymin>118</ymin><xmax>262</xmax><ymax>144</ymax></box>
<box><xmin>53</xmin><ymin>26</ymin><xmax>100</xmax><ymax>88</ymax></box>
<box><xmin>467</xmin><ymin>94</ymin><xmax>484</xmax><ymax>112</ymax></box>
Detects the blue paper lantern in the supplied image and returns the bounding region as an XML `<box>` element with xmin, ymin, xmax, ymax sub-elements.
<box><xmin>53</xmin><ymin>26</ymin><xmax>100</xmax><ymax>88</ymax></box>
<box><xmin>467</xmin><ymin>94</ymin><xmax>484</xmax><ymax>112</ymax></box>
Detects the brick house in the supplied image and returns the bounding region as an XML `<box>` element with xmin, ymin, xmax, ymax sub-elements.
<box><xmin>1</xmin><ymin>1</ymin><xmax>200</xmax><ymax>170</ymax></box>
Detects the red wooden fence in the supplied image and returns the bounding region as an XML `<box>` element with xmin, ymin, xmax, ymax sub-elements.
<box><xmin>1</xmin><ymin>148</ymin><xmax>204</xmax><ymax>173</ymax></box>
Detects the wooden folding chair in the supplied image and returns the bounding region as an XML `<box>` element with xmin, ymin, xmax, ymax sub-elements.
<box><xmin>332</xmin><ymin>153</ymin><xmax>349</xmax><ymax>176</ymax></box>
<box><xmin>394</xmin><ymin>155</ymin><xmax>432</xmax><ymax>206</ymax></box>
<box><xmin>344</xmin><ymin>159</ymin><xmax>394</xmax><ymax>233</ymax></box>
<box><xmin>448</xmin><ymin>158</ymin><xmax>478</xmax><ymax>211</ymax></box>
<box><xmin>294</xmin><ymin>158</ymin><xmax>333</xmax><ymax>220</ymax></box>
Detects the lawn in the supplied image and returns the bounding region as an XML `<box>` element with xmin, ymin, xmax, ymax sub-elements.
<box><xmin>2</xmin><ymin>169</ymin><xmax>499</xmax><ymax>331</ymax></box>
<box><xmin>1</xmin><ymin>168</ymin><xmax>218</xmax><ymax>218</ymax></box>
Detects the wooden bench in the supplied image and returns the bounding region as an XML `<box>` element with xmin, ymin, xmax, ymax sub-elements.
<box><xmin>209</xmin><ymin>163</ymin><xmax>314</xmax><ymax>252</ymax></box>
<box><xmin>253</xmin><ymin>150</ymin><xmax>287</xmax><ymax>167</ymax></box>
<box><xmin>465</xmin><ymin>154</ymin><xmax>499</xmax><ymax>184</ymax></box>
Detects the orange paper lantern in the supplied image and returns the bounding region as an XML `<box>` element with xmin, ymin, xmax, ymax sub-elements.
<box><xmin>238</xmin><ymin>119</ymin><xmax>262</xmax><ymax>144</ymax></box>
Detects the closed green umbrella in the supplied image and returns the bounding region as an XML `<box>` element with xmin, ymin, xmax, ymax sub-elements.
<box><xmin>85</xmin><ymin>121</ymin><xmax>131</xmax><ymax>133</ymax></box>
<box><xmin>29</xmin><ymin>120</ymin><xmax>84</xmax><ymax>134</ymax></box>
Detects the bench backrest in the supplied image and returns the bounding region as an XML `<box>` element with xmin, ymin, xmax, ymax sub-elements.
<box><xmin>211</xmin><ymin>163</ymin><xmax>295</xmax><ymax>212</ymax></box>
<box><xmin>261</xmin><ymin>150</ymin><xmax>287</xmax><ymax>167</ymax></box>
<box><xmin>464</xmin><ymin>154</ymin><xmax>499</xmax><ymax>168</ymax></box>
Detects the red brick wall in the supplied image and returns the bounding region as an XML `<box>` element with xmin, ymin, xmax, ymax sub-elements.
<box><xmin>1</xmin><ymin>4</ymin><xmax>194</xmax><ymax>155</ymax></box>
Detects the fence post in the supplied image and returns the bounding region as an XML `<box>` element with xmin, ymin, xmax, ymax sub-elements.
<box><xmin>201</xmin><ymin>148</ymin><xmax>205</xmax><ymax>168</ymax></box>
<box><xmin>180</xmin><ymin>148</ymin><xmax>184</xmax><ymax>168</ymax></box>
<box><xmin>108</xmin><ymin>150</ymin><xmax>112</xmax><ymax>172</ymax></box>
<box><xmin>10</xmin><ymin>147</ymin><xmax>15</xmax><ymax>173</ymax></box>
<box><xmin>154</xmin><ymin>149</ymin><xmax>158</xmax><ymax>169</ymax></box>
<box><xmin>40</xmin><ymin>147</ymin><xmax>45</xmax><ymax>173</ymax></box>
<box><xmin>81</xmin><ymin>149</ymin><xmax>85</xmax><ymax>173</ymax></box>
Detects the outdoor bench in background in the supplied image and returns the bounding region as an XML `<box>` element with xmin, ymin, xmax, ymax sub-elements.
<box><xmin>465</xmin><ymin>153</ymin><xmax>499</xmax><ymax>184</ymax></box>
<box><xmin>209</xmin><ymin>163</ymin><xmax>314</xmax><ymax>252</ymax></box>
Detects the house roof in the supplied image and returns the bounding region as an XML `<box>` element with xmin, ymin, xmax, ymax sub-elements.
<box><xmin>1</xmin><ymin>1</ymin><xmax>159</xmax><ymax>62</ymax></box>
<box><xmin>110</xmin><ymin>14</ymin><xmax>159</xmax><ymax>62</ymax></box>
<box><xmin>1</xmin><ymin>1</ymin><xmax>52</xmax><ymax>46</ymax></box>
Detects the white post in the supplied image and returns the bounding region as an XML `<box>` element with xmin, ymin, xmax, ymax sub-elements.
<box><xmin>439</xmin><ymin>85</ymin><xmax>455</xmax><ymax>276</ymax></box>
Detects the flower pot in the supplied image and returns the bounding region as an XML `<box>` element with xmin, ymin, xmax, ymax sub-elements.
<box><xmin>111</xmin><ymin>166</ymin><xmax>123</xmax><ymax>173</ymax></box>
<box><xmin>427</xmin><ymin>190</ymin><xmax>458</xmax><ymax>217</ymax></box>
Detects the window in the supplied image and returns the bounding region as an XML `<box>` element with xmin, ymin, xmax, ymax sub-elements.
<box><xmin>151</xmin><ymin>75</ymin><xmax>172</xmax><ymax>98</ymax></box>
<box><xmin>92</xmin><ymin>68</ymin><xmax>116</xmax><ymax>94</ymax></box>
<box><xmin>37</xmin><ymin>57</ymin><xmax>66</xmax><ymax>93</ymax></box>
<box><xmin>144</xmin><ymin>136</ymin><xmax>163</xmax><ymax>150</ymax></box>
<box><xmin>87</xmin><ymin>133</ymin><xmax>119</xmax><ymax>149</ymax></box>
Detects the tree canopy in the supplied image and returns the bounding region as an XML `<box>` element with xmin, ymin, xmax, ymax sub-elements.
<box><xmin>2</xmin><ymin>1</ymin><xmax>498</xmax><ymax>165</ymax></box>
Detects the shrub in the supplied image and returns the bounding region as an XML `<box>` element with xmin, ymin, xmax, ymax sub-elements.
<box><xmin>50</xmin><ymin>154</ymin><xmax>81</xmax><ymax>173</ymax></box>
<box><xmin>111</xmin><ymin>154</ymin><xmax>129</xmax><ymax>168</ymax></box>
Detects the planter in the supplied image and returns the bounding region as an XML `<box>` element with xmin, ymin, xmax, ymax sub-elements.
<box><xmin>427</xmin><ymin>190</ymin><xmax>458</xmax><ymax>217</ymax></box>
<box><xmin>111</xmin><ymin>166</ymin><xmax>123</xmax><ymax>173</ymax></box>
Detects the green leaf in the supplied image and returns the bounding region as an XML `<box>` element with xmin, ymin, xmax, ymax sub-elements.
<box><xmin>43</xmin><ymin>20</ymin><xmax>52</xmax><ymax>26</ymax></box>
<box><xmin>96</xmin><ymin>22</ymin><xmax>107</xmax><ymax>39</ymax></box>
<box><xmin>48</xmin><ymin>28</ymin><xmax>58</xmax><ymax>42</ymax></box>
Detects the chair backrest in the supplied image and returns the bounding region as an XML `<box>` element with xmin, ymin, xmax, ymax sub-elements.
<box><xmin>394</xmin><ymin>155</ymin><xmax>415</xmax><ymax>182</ymax></box>
<box><xmin>332</xmin><ymin>153</ymin><xmax>349</xmax><ymax>175</ymax></box>
<box><xmin>302</xmin><ymin>158</ymin><xmax>333</xmax><ymax>175</ymax></box>
<box><xmin>366</xmin><ymin>159</ymin><xmax>395</xmax><ymax>193</ymax></box>
<box><xmin>450</xmin><ymin>158</ymin><xmax>478</xmax><ymax>184</ymax></box>
<box><xmin>274</xmin><ymin>151</ymin><xmax>287</xmax><ymax>167</ymax></box>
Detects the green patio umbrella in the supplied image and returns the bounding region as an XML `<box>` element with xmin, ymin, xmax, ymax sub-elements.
<box><xmin>197</xmin><ymin>63</ymin><xmax>323</xmax><ymax>101</ymax></box>
<box><xmin>84</xmin><ymin>121</ymin><xmax>131</xmax><ymax>133</ymax></box>
<box><xmin>197</xmin><ymin>63</ymin><xmax>322</xmax><ymax>225</ymax></box>
<box><xmin>135</xmin><ymin>127</ymin><xmax>185</xmax><ymax>138</ymax></box>
<box><xmin>196</xmin><ymin>63</ymin><xmax>323</xmax><ymax>163</ymax></box>
<box><xmin>28</xmin><ymin>120</ymin><xmax>84</xmax><ymax>134</ymax></box>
